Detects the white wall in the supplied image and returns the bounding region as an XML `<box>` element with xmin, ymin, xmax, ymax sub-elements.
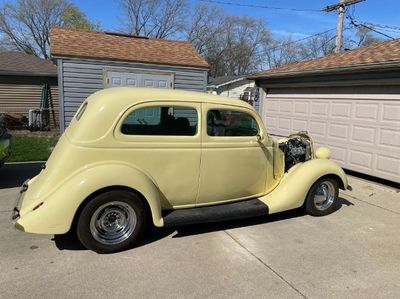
<box><xmin>217</xmin><ymin>79</ymin><xmax>255</xmax><ymax>99</ymax></box>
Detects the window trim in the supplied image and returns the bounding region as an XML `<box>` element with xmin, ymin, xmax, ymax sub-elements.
<box><xmin>205</xmin><ymin>108</ymin><xmax>260</xmax><ymax>138</ymax></box>
<box><xmin>114</xmin><ymin>101</ymin><xmax>201</xmax><ymax>142</ymax></box>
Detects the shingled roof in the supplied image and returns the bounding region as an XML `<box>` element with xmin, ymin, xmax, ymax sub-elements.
<box><xmin>0</xmin><ymin>51</ymin><xmax>57</xmax><ymax>77</ymax></box>
<box><xmin>251</xmin><ymin>38</ymin><xmax>400</xmax><ymax>78</ymax></box>
<box><xmin>50</xmin><ymin>27</ymin><xmax>209</xmax><ymax>69</ymax></box>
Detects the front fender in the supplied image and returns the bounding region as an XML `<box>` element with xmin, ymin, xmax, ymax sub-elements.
<box><xmin>259</xmin><ymin>158</ymin><xmax>348</xmax><ymax>214</ymax></box>
<box><xmin>17</xmin><ymin>163</ymin><xmax>164</xmax><ymax>234</ymax></box>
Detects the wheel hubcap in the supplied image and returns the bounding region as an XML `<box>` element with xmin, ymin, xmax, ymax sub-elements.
<box><xmin>313</xmin><ymin>181</ymin><xmax>336</xmax><ymax>211</ymax></box>
<box><xmin>90</xmin><ymin>201</ymin><xmax>137</xmax><ymax>245</ymax></box>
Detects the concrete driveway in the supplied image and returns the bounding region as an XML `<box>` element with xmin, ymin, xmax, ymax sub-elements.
<box><xmin>0</xmin><ymin>163</ymin><xmax>399</xmax><ymax>298</ymax></box>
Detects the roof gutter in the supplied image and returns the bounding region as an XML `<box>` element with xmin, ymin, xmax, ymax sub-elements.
<box><xmin>0</xmin><ymin>70</ymin><xmax>57</xmax><ymax>77</ymax></box>
<box><xmin>248</xmin><ymin>60</ymin><xmax>400</xmax><ymax>80</ymax></box>
<box><xmin>51</xmin><ymin>54</ymin><xmax>210</xmax><ymax>70</ymax></box>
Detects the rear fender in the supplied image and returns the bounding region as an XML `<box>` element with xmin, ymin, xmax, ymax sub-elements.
<box><xmin>259</xmin><ymin>158</ymin><xmax>348</xmax><ymax>214</ymax></box>
<box><xmin>18</xmin><ymin>163</ymin><xmax>164</xmax><ymax>234</ymax></box>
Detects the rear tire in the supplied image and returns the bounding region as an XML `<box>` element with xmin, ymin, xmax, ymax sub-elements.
<box><xmin>77</xmin><ymin>190</ymin><xmax>146</xmax><ymax>253</ymax></box>
<box><xmin>305</xmin><ymin>178</ymin><xmax>339</xmax><ymax>216</ymax></box>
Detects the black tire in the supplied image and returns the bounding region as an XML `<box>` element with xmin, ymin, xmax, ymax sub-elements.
<box><xmin>305</xmin><ymin>178</ymin><xmax>339</xmax><ymax>217</ymax></box>
<box><xmin>77</xmin><ymin>190</ymin><xmax>146</xmax><ymax>253</ymax></box>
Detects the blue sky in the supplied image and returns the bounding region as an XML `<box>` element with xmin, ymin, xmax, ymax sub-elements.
<box><xmin>2</xmin><ymin>0</ymin><xmax>400</xmax><ymax>40</ymax></box>
<box><xmin>66</xmin><ymin>0</ymin><xmax>400</xmax><ymax>40</ymax></box>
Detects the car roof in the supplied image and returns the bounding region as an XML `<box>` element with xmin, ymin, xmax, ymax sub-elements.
<box><xmin>86</xmin><ymin>87</ymin><xmax>253</xmax><ymax>108</ymax></box>
<box><xmin>66</xmin><ymin>87</ymin><xmax>256</xmax><ymax>143</ymax></box>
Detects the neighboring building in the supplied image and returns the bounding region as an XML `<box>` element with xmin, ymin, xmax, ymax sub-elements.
<box><xmin>51</xmin><ymin>27</ymin><xmax>209</xmax><ymax>131</ymax></box>
<box><xmin>251</xmin><ymin>39</ymin><xmax>400</xmax><ymax>183</ymax></box>
<box><xmin>208</xmin><ymin>76</ymin><xmax>260</xmax><ymax>112</ymax></box>
<box><xmin>0</xmin><ymin>51</ymin><xmax>59</xmax><ymax>127</ymax></box>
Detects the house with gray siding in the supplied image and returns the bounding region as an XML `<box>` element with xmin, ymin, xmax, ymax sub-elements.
<box><xmin>50</xmin><ymin>27</ymin><xmax>209</xmax><ymax>131</ymax></box>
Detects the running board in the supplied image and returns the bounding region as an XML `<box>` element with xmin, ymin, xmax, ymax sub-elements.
<box><xmin>163</xmin><ymin>199</ymin><xmax>269</xmax><ymax>227</ymax></box>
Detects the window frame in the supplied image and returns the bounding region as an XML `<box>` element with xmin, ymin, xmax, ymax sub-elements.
<box><xmin>114</xmin><ymin>101</ymin><xmax>201</xmax><ymax>143</ymax></box>
<box><xmin>204</xmin><ymin>106</ymin><xmax>261</xmax><ymax>139</ymax></box>
<box><xmin>201</xmin><ymin>103</ymin><xmax>265</xmax><ymax>144</ymax></box>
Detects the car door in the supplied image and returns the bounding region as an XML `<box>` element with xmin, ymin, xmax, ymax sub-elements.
<box><xmin>196</xmin><ymin>103</ymin><xmax>269</xmax><ymax>205</ymax></box>
<box><xmin>115</xmin><ymin>101</ymin><xmax>201</xmax><ymax>208</ymax></box>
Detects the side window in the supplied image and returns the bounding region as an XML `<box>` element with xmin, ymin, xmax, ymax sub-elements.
<box><xmin>207</xmin><ymin>109</ymin><xmax>259</xmax><ymax>137</ymax></box>
<box><xmin>121</xmin><ymin>106</ymin><xmax>197</xmax><ymax>136</ymax></box>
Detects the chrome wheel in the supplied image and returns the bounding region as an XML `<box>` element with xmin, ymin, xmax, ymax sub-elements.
<box><xmin>313</xmin><ymin>181</ymin><xmax>336</xmax><ymax>211</ymax></box>
<box><xmin>89</xmin><ymin>201</ymin><xmax>137</xmax><ymax>245</ymax></box>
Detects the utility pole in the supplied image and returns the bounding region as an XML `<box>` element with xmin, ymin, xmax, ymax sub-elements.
<box><xmin>323</xmin><ymin>0</ymin><xmax>366</xmax><ymax>53</ymax></box>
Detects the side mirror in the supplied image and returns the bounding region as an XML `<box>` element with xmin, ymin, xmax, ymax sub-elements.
<box><xmin>256</xmin><ymin>133</ymin><xmax>262</xmax><ymax>142</ymax></box>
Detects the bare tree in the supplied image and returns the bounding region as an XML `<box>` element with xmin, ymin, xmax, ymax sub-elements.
<box><xmin>186</xmin><ymin>7</ymin><xmax>271</xmax><ymax>77</ymax></box>
<box><xmin>119</xmin><ymin>0</ymin><xmax>186</xmax><ymax>38</ymax></box>
<box><xmin>186</xmin><ymin>4</ymin><xmax>225</xmax><ymax>55</ymax></box>
<box><xmin>0</xmin><ymin>0</ymin><xmax>98</xmax><ymax>58</ymax></box>
<box><xmin>354</xmin><ymin>26</ymin><xmax>382</xmax><ymax>48</ymax></box>
<box><xmin>263</xmin><ymin>36</ymin><xmax>302</xmax><ymax>69</ymax></box>
<box><xmin>299</xmin><ymin>32</ymin><xmax>336</xmax><ymax>60</ymax></box>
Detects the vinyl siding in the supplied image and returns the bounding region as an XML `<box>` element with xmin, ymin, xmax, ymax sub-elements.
<box><xmin>58</xmin><ymin>58</ymin><xmax>208</xmax><ymax>129</ymax></box>
<box><xmin>0</xmin><ymin>75</ymin><xmax>59</xmax><ymax>128</ymax></box>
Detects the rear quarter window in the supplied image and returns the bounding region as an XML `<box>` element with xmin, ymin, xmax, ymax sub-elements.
<box><xmin>121</xmin><ymin>106</ymin><xmax>198</xmax><ymax>136</ymax></box>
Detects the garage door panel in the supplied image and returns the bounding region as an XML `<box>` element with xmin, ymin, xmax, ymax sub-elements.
<box><xmin>351</xmin><ymin>126</ymin><xmax>376</xmax><ymax>145</ymax></box>
<box><xmin>380</xmin><ymin>129</ymin><xmax>400</xmax><ymax>149</ymax></box>
<box><xmin>310</xmin><ymin>121</ymin><xmax>327</xmax><ymax>137</ymax></box>
<box><xmin>279</xmin><ymin>100</ymin><xmax>292</xmax><ymax>113</ymax></box>
<box><xmin>294</xmin><ymin>101</ymin><xmax>309</xmax><ymax>115</ymax></box>
<box><xmin>329</xmin><ymin>145</ymin><xmax>347</xmax><ymax>164</ymax></box>
<box><xmin>292</xmin><ymin>119</ymin><xmax>308</xmax><ymax>132</ymax></box>
<box><xmin>331</xmin><ymin>102</ymin><xmax>351</xmax><ymax>118</ymax></box>
<box><xmin>376</xmin><ymin>155</ymin><xmax>400</xmax><ymax>175</ymax></box>
<box><xmin>354</xmin><ymin>102</ymin><xmax>379</xmax><ymax>120</ymax></box>
<box><xmin>329</xmin><ymin>123</ymin><xmax>349</xmax><ymax>140</ymax></box>
<box><xmin>311</xmin><ymin>102</ymin><xmax>329</xmax><ymax>116</ymax></box>
<box><xmin>263</xmin><ymin>87</ymin><xmax>400</xmax><ymax>183</ymax></box>
<box><xmin>349</xmin><ymin>149</ymin><xmax>373</xmax><ymax>170</ymax></box>
<box><xmin>278</xmin><ymin>118</ymin><xmax>291</xmax><ymax>132</ymax></box>
<box><xmin>382</xmin><ymin>104</ymin><xmax>400</xmax><ymax>122</ymax></box>
<box><xmin>267</xmin><ymin>100</ymin><xmax>279</xmax><ymax>112</ymax></box>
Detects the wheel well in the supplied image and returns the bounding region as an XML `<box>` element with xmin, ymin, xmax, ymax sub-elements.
<box><xmin>69</xmin><ymin>186</ymin><xmax>152</xmax><ymax>233</ymax></box>
<box><xmin>317</xmin><ymin>174</ymin><xmax>345</xmax><ymax>190</ymax></box>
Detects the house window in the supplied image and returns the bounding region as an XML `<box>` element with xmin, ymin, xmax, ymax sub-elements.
<box><xmin>207</xmin><ymin>109</ymin><xmax>259</xmax><ymax>137</ymax></box>
<box><xmin>121</xmin><ymin>106</ymin><xmax>197</xmax><ymax>136</ymax></box>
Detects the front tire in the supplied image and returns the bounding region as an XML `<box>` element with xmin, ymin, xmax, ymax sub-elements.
<box><xmin>77</xmin><ymin>190</ymin><xmax>146</xmax><ymax>253</ymax></box>
<box><xmin>305</xmin><ymin>178</ymin><xmax>339</xmax><ymax>216</ymax></box>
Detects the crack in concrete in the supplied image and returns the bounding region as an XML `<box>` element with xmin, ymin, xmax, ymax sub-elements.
<box><xmin>224</xmin><ymin>230</ymin><xmax>308</xmax><ymax>299</ymax></box>
<box><xmin>344</xmin><ymin>194</ymin><xmax>400</xmax><ymax>215</ymax></box>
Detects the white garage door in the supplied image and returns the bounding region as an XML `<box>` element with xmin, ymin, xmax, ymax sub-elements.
<box><xmin>262</xmin><ymin>86</ymin><xmax>400</xmax><ymax>183</ymax></box>
<box><xmin>107</xmin><ymin>70</ymin><xmax>172</xmax><ymax>89</ymax></box>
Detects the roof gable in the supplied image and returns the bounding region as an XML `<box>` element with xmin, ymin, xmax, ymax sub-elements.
<box><xmin>50</xmin><ymin>27</ymin><xmax>209</xmax><ymax>69</ymax></box>
<box><xmin>0</xmin><ymin>51</ymin><xmax>57</xmax><ymax>76</ymax></box>
<box><xmin>252</xmin><ymin>38</ymin><xmax>400</xmax><ymax>78</ymax></box>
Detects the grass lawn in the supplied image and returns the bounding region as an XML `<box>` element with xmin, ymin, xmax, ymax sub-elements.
<box><xmin>10</xmin><ymin>135</ymin><xmax>59</xmax><ymax>162</ymax></box>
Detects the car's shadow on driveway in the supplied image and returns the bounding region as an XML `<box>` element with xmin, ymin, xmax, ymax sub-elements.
<box><xmin>0</xmin><ymin>162</ymin><xmax>43</xmax><ymax>189</ymax></box>
<box><xmin>53</xmin><ymin>197</ymin><xmax>354</xmax><ymax>253</ymax></box>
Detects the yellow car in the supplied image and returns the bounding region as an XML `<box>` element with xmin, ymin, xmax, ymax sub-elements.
<box><xmin>12</xmin><ymin>88</ymin><xmax>349</xmax><ymax>253</ymax></box>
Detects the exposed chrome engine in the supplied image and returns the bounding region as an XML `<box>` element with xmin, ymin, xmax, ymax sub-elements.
<box><xmin>279</xmin><ymin>133</ymin><xmax>312</xmax><ymax>171</ymax></box>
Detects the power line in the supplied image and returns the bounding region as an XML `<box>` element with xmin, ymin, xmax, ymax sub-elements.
<box><xmin>322</xmin><ymin>0</ymin><xmax>366</xmax><ymax>53</ymax></box>
<box><xmin>255</xmin><ymin>28</ymin><xmax>337</xmax><ymax>56</ymax></box>
<box><xmin>198</xmin><ymin>0</ymin><xmax>322</xmax><ymax>12</ymax></box>
<box><xmin>347</xmin><ymin>16</ymin><xmax>395</xmax><ymax>40</ymax></box>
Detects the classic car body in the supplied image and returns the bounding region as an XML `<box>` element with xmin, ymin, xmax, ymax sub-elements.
<box><xmin>13</xmin><ymin>88</ymin><xmax>348</xmax><ymax>253</ymax></box>
<box><xmin>0</xmin><ymin>114</ymin><xmax>11</xmax><ymax>166</ymax></box>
